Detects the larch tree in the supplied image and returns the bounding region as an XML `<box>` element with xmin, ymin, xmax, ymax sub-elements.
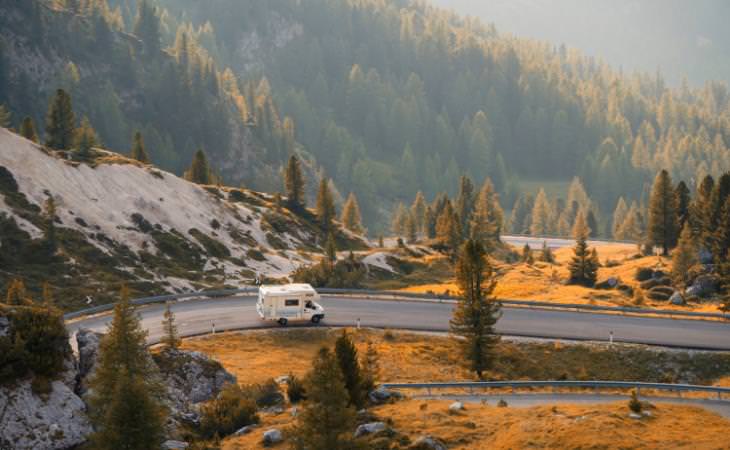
<box><xmin>450</xmin><ymin>239</ymin><xmax>501</xmax><ymax>379</ymax></box>
<box><xmin>45</xmin><ymin>88</ymin><xmax>76</xmax><ymax>150</ymax></box>
<box><xmin>436</xmin><ymin>200</ymin><xmax>461</xmax><ymax>256</ymax></box>
<box><xmin>360</xmin><ymin>342</ymin><xmax>380</xmax><ymax>394</ymax></box>
<box><xmin>20</xmin><ymin>116</ymin><xmax>38</xmax><ymax>142</ymax></box>
<box><xmin>411</xmin><ymin>191</ymin><xmax>428</xmax><ymax>235</ymax></box>
<box><xmin>185</xmin><ymin>149</ymin><xmax>212</xmax><ymax>184</ymax></box>
<box><xmin>73</xmin><ymin>116</ymin><xmax>98</xmax><ymax>157</ymax></box>
<box><xmin>325</xmin><ymin>232</ymin><xmax>337</xmax><ymax>264</ymax></box>
<box><xmin>160</xmin><ymin>303</ymin><xmax>181</xmax><ymax>350</ymax></box>
<box><xmin>405</xmin><ymin>211</ymin><xmax>417</xmax><ymax>244</ymax></box>
<box><xmin>671</xmin><ymin>222</ymin><xmax>697</xmax><ymax>290</ymax></box>
<box><xmin>340</xmin><ymin>193</ymin><xmax>363</xmax><ymax>234</ymax></box>
<box><xmin>690</xmin><ymin>175</ymin><xmax>715</xmax><ymax>243</ymax></box>
<box><xmin>455</xmin><ymin>175</ymin><xmax>475</xmax><ymax>238</ymax></box>
<box><xmin>284</xmin><ymin>154</ymin><xmax>305</xmax><ymax>211</ymax></box>
<box><xmin>612</xmin><ymin>197</ymin><xmax>628</xmax><ymax>239</ymax></box>
<box><xmin>648</xmin><ymin>170</ymin><xmax>679</xmax><ymax>255</ymax></box>
<box><xmin>571</xmin><ymin>210</ymin><xmax>590</xmax><ymax>240</ymax></box>
<box><xmin>0</xmin><ymin>104</ymin><xmax>10</xmax><ymax>128</ymax></box>
<box><xmin>316</xmin><ymin>177</ymin><xmax>336</xmax><ymax>233</ymax></box>
<box><xmin>5</xmin><ymin>279</ymin><xmax>29</xmax><ymax>306</ymax></box>
<box><xmin>42</xmin><ymin>281</ymin><xmax>54</xmax><ymax>308</ymax></box>
<box><xmin>529</xmin><ymin>188</ymin><xmax>552</xmax><ymax>236</ymax></box>
<box><xmin>292</xmin><ymin>347</ymin><xmax>357</xmax><ymax>450</ymax></box>
<box><xmin>130</xmin><ymin>131</ymin><xmax>150</xmax><ymax>163</ymax></box>
<box><xmin>391</xmin><ymin>202</ymin><xmax>408</xmax><ymax>237</ymax></box>
<box><xmin>470</xmin><ymin>178</ymin><xmax>503</xmax><ymax>251</ymax></box>
<box><xmin>134</xmin><ymin>0</ymin><xmax>161</xmax><ymax>55</ymax></box>
<box><xmin>585</xmin><ymin>209</ymin><xmax>599</xmax><ymax>238</ymax></box>
<box><xmin>88</xmin><ymin>286</ymin><xmax>165</xmax><ymax>450</ymax></box>
<box><xmin>334</xmin><ymin>330</ymin><xmax>365</xmax><ymax>409</ymax></box>
<box><xmin>567</xmin><ymin>177</ymin><xmax>590</xmax><ymax>211</ymax></box>
<box><xmin>719</xmin><ymin>250</ymin><xmax>730</xmax><ymax>313</ymax></box>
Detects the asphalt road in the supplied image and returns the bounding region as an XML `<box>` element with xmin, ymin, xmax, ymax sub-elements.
<box><xmin>67</xmin><ymin>296</ymin><xmax>730</xmax><ymax>350</ymax></box>
<box><xmin>501</xmin><ymin>235</ymin><xmax>630</xmax><ymax>249</ymax></box>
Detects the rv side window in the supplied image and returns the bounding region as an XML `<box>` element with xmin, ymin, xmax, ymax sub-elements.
<box><xmin>284</xmin><ymin>299</ymin><xmax>299</xmax><ymax>307</ymax></box>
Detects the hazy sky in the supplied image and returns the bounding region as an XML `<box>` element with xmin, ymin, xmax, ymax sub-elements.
<box><xmin>431</xmin><ymin>0</ymin><xmax>730</xmax><ymax>86</ymax></box>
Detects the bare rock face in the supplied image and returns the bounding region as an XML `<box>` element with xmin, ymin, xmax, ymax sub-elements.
<box><xmin>0</xmin><ymin>378</ymin><xmax>93</xmax><ymax>450</ymax></box>
<box><xmin>75</xmin><ymin>328</ymin><xmax>102</xmax><ymax>395</ymax></box>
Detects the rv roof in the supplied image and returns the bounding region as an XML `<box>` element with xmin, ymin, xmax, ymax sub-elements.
<box><xmin>259</xmin><ymin>283</ymin><xmax>318</xmax><ymax>296</ymax></box>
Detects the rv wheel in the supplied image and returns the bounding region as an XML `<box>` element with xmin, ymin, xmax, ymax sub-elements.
<box><xmin>311</xmin><ymin>315</ymin><xmax>321</xmax><ymax>324</ymax></box>
<box><xmin>278</xmin><ymin>318</ymin><xmax>288</xmax><ymax>326</ymax></box>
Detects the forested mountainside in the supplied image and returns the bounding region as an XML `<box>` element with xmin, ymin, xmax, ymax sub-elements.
<box><xmin>2</xmin><ymin>0</ymin><xmax>730</xmax><ymax>232</ymax></box>
<box><xmin>0</xmin><ymin>127</ymin><xmax>366</xmax><ymax>310</ymax></box>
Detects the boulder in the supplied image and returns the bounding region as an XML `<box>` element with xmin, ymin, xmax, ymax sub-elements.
<box><xmin>263</xmin><ymin>428</ymin><xmax>283</xmax><ymax>446</ymax></box>
<box><xmin>354</xmin><ymin>422</ymin><xmax>387</xmax><ymax>438</ymax></box>
<box><xmin>410</xmin><ymin>435</ymin><xmax>448</xmax><ymax>450</ymax></box>
<box><xmin>234</xmin><ymin>424</ymin><xmax>259</xmax><ymax>436</ymax></box>
<box><xmin>646</xmin><ymin>286</ymin><xmax>673</xmax><ymax>301</ymax></box>
<box><xmin>448</xmin><ymin>401</ymin><xmax>464</xmax><ymax>412</ymax></box>
<box><xmin>162</xmin><ymin>440</ymin><xmax>189</xmax><ymax>449</ymax></box>
<box><xmin>0</xmin><ymin>377</ymin><xmax>93</xmax><ymax>450</ymax></box>
<box><xmin>687</xmin><ymin>274</ymin><xmax>719</xmax><ymax>298</ymax></box>
<box><xmin>75</xmin><ymin>328</ymin><xmax>102</xmax><ymax>395</ymax></box>
<box><xmin>369</xmin><ymin>386</ymin><xmax>403</xmax><ymax>404</ymax></box>
<box><xmin>628</xmin><ymin>412</ymin><xmax>643</xmax><ymax>420</ymax></box>
<box><xmin>669</xmin><ymin>292</ymin><xmax>685</xmax><ymax>305</ymax></box>
<box><xmin>640</xmin><ymin>277</ymin><xmax>671</xmax><ymax>290</ymax></box>
<box><xmin>0</xmin><ymin>316</ymin><xmax>9</xmax><ymax>337</ymax></box>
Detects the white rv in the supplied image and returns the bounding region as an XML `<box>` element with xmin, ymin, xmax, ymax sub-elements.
<box><xmin>256</xmin><ymin>284</ymin><xmax>325</xmax><ymax>326</ymax></box>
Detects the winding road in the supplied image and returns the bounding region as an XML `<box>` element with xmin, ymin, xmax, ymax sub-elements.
<box><xmin>67</xmin><ymin>295</ymin><xmax>730</xmax><ymax>350</ymax></box>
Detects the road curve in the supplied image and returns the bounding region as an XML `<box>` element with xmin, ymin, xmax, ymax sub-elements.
<box><xmin>67</xmin><ymin>296</ymin><xmax>730</xmax><ymax>351</ymax></box>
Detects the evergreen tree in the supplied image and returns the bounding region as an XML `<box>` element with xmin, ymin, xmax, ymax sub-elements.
<box><xmin>185</xmin><ymin>149</ymin><xmax>212</xmax><ymax>184</ymax></box>
<box><xmin>360</xmin><ymin>342</ymin><xmax>380</xmax><ymax>394</ymax></box>
<box><xmin>316</xmin><ymin>177</ymin><xmax>336</xmax><ymax>233</ymax></box>
<box><xmin>134</xmin><ymin>0</ymin><xmax>161</xmax><ymax>55</ymax></box>
<box><xmin>292</xmin><ymin>347</ymin><xmax>356</xmax><ymax>450</ymax></box>
<box><xmin>130</xmin><ymin>131</ymin><xmax>150</xmax><ymax>163</ymax></box>
<box><xmin>470</xmin><ymin>178</ymin><xmax>503</xmax><ymax>251</ymax></box>
<box><xmin>334</xmin><ymin>330</ymin><xmax>365</xmax><ymax>409</ymax></box>
<box><xmin>530</xmin><ymin>188</ymin><xmax>552</xmax><ymax>236</ymax></box>
<box><xmin>712</xmin><ymin>197</ymin><xmax>730</xmax><ymax>265</ymax></box>
<box><xmin>405</xmin><ymin>211</ymin><xmax>417</xmax><ymax>244</ymax></box>
<box><xmin>5</xmin><ymin>279</ymin><xmax>29</xmax><ymax>306</ymax></box>
<box><xmin>160</xmin><ymin>303</ymin><xmax>181</xmax><ymax>350</ymax></box>
<box><xmin>612</xmin><ymin>197</ymin><xmax>628</xmax><ymax>239</ymax></box>
<box><xmin>391</xmin><ymin>202</ymin><xmax>408</xmax><ymax>237</ymax></box>
<box><xmin>648</xmin><ymin>170</ymin><xmax>679</xmax><ymax>255</ymax></box>
<box><xmin>455</xmin><ymin>175</ymin><xmax>475</xmax><ymax>238</ymax></box>
<box><xmin>325</xmin><ymin>232</ymin><xmax>337</xmax><ymax>264</ymax></box>
<box><xmin>377</xmin><ymin>235</ymin><xmax>384</xmax><ymax>248</ymax></box>
<box><xmin>540</xmin><ymin>241</ymin><xmax>555</xmax><ymax>263</ymax></box>
<box><xmin>718</xmin><ymin>250</ymin><xmax>730</xmax><ymax>313</ymax></box>
<box><xmin>42</xmin><ymin>281</ymin><xmax>54</xmax><ymax>308</ymax></box>
<box><xmin>450</xmin><ymin>239</ymin><xmax>500</xmax><ymax>379</ymax></box>
<box><xmin>73</xmin><ymin>116</ymin><xmax>98</xmax><ymax>157</ymax></box>
<box><xmin>675</xmin><ymin>181</ymin><xmax>691</xmax><ymax>230</ymax></box>
<box><xmin>89</xmin><ymin>286</ymin><xmax>165</xmax><ymax>450</ymax></box>
<box><xmin>20</xmin><ymin>116</ymin><xmax>38</xmax><ymax>142</ymax></box>
<box><xmin>0</xmin><ymin>104</ymin><xmax>10</xmax><ymax>128</ymax></box>
<box><xmin>284</xmin><ymin>154</ymin><xmax>305</xmax><ymax>211</ymax></box>
<box><xmin>522</xmin><ymin>243</ymin><xmax>534</xmax><ymax>264</ymax></box>
<box><xmin>45</xmin><ymin>89</ymin><xmax>75</xmax><ymax>150</ymax></box>
<box><xmin>425</xmin><ymin>205</ymin><xmax>436</xmax><ymax>239</ymax></box>
<box><xmin>436</xmin><ymin>200</ymin><xmax>461</xmax><ymax>255</ymax></box>
<box><xmin>585</xmin><ymin>209</ymin><xmax>599</xmax><ymax>238</ymax></box>
<box><xmin>568</xmin><ymin>232</ymin><xmax>599</xmax><ymax>287</ymax></box>
<box><xmin>572</xmin><ymin>211</ymin><xmax>590</xmax><ymax>239</ymax></box>
<box><xmin>341</xmin><ymin>193</ymin><xmax>363</xmax><ymax>234</ymax></box>
<box><xmin>671</xmin><ymin>223</ymin><xmax>697</xmax><ymax>290</ymax></box>
<box><xmin>690</xmin><ymin>175</ymin><xmax>715</xmax><ymax>245</ymax></box>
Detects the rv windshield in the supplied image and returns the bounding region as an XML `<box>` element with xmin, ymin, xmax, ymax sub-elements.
<box><xmin>305</xmin><ymin>300</ymin><xmax>314</xmax><ymax>309</ymax></box>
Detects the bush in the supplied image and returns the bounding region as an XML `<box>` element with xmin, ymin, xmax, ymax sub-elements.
<box><xmin>628</xmin><ymin>390</ymin><xmax>642</xmax><ymax>414</ymax></box>
<box><xmin>252</xmin><ymin>379</ymin><xmax>284</xmax><ymax>407</ymax></box>
<box><xmin>287</xmin><ymin>373</ymin><xmax>306</xmax><ymax>403</ymax></box>
<box><xmin>199</xmin><ymin>384</ymin><xmax>259</xmax><ymax>439</ymax></box>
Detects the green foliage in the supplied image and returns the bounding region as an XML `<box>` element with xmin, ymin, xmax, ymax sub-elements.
<box><xmin>316</xmin><ymin>177</ymin><xmax>336</xmax><ymax>232</ymax></box>
<box><xmin>130</xmin><ymin>131</ymin><xmax>151</xmax><ymax>163</ymax></box>
<box><xmin>628</xmin><ymin>390</ymin><xmax>643</xmax><ymax>414</ymax></box>
<box><xmin>648</xmin><ymin>170</ymin><xmax>679</xmax><ymax>255</ymax></box>
<box><xmin>88</xmin><ymin>286</ymin><xmax>166</xmax><ymax>450</ymax></box>
<box><xmin>199</xmin><ymin>384</ymin><xmax>259</xmax><ymax>439</ymax></box>
<box><xmin>671</xmin><ymin>223</ymin><xmax>697</xmax><ymax>289</ymax></box>
<box><xmin>160</xmin><ymin>303</ymin><xmax>181</xmax><ymax>350</ymax></box>
<box><xmin>341</xmin><ymin>192</ymin><xmax>364</xmax><ymax>234</ymax></box>
<box><xmin>287</xmin><ymin>373</ymin><xmax>306</xmax><ymax>404</ymax></box>
<box><xmin>284</xmin><ymin>154</ymin><xmax>305</xmax><ymax>211</ymax></box>
<box><xmin>73</xmin><ymin>116</ymin><xmax>98</xmax><ymax>157</ymax></box>
<box><xmin>20</xmin><ymin>116</ymin><xmax>38</xmax><ymax>142</ymax></box>
<box><xmin>45</xmin><ymin>89</ymin><xmax>75</xmax><ymax>150</ymax></box>
<box><xmin>521</xmin><ymin>244</ymin><xmax>534</xmax><ymax>265</ymax></box>
<box><xmin>568</xmin><ymin>235</ymin><xmax>599</xmax><ymax>287</ymax></box>
<box><xmin>360</xmin><ymin>341</ymin><xmax>380</xmax><ymax>394</ymax></box>
<box><xmin>450</xmin><ymin>239</ymin><xmax>501</xmax><ymax>378</ymax></box>
<box><xmin>0</xmin><ymin>299</ymin><xmax>70</xmax><ymax>386</ymax></box>
<box><xmin>0</xmin><ymin>104</ymin><xmax>10</xmax><ymax>128</ymax></box>
<box><xmin>292</xmin><ymin>256</ymin><xmax>366</xmax><ymax>289</ymax></box>
<box><xmin>186</xmin><ymin>149</ymin><xmax>213</xmax><ymax>184</ymax></box>
<box><xmin>335</xmin><ymin>330</ymin><xmax>365</xmax><ymax>409</ymax></box>
<box><xmin>540</xmin><ymin>241</ymin><xmax>555</xmax><ymax>263</ymax></box>
<box><xmin>291</xmin><ymin>347</ymin><xmax>357</xmax><ymax>450</ymax></box>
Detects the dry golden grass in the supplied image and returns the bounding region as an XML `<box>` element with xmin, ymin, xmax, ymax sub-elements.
<box><xmin>400</xmin><ymin>243</ymin><xmax>725</xmax><ymax>314</ymax></box>
<box><xmin>221</xmin><ymin>399</ymin><xmax>730</xmax><ymax>449</ymax></box>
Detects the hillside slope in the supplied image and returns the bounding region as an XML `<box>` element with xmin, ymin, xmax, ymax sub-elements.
<box><xmin>0</xmin><ymin>128</ymin><xmax>366</xmax><ymax>310</ymax></box>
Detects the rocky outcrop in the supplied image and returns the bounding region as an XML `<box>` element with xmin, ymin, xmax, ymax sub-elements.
<box><xmin>410</xmin><ymin>435</ymin><xmax>448</xmax><ymax>450</ymax></box>
<box><xmin>0</xmin><ymin>378</ymin><xmax>92</xmax><ymax>450</ymax></box>
<box><xmin>262</xmin><ymin>428</ymin><xmax>283</xmax><ymax>446</ymax></box>
<box><xmin>75</xmin><ymin>328</ymin><xmax>102</xmax><ymax>395</ymax></box>
<box><xmin>369</xmin><ymin>386</ymin><xmax>403</xmax><ymax>404</ymax></box>
<box><xmin>354</xmin><ymin>422</ymin><xmax>387</xmax><ymax>438</ymax></box>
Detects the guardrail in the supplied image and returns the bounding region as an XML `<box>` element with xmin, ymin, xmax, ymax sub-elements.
<box><xmin>380</xmin><ymin>380</ymin><xmax>730</xmax><ymax>400</ymax></box>
<box><xmin>501</xmin><ymin>234</ymin><xmax>637</xmax><ymax>245</ymax></box>
<box><xmin>63</xmin><ymin>287</ymin><xmax>730</xmax><ymax>321</ymax></box>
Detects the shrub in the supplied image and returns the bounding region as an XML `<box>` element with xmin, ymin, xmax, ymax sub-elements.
<box><xmin>497</xmin><ymin>399</ymin><xmax>508</xmax><ymax>407</ymax></box>
<box><xmin>287</xmin><ymin>373</ymin><xmax>306</xmax><ymax>404</ymax></box>
<box><xmin>199</xmin><ymin>384</ymin><xmax>259</xmax><ymax>439</ymax></box>
<box><xmin>252</xmin><ymin>379</ymin><xmax>284</xmax><ymax>407</ymax></box>
<box><xmin>628</xmin><ymin>390</ymin><xmax>642</xmax><ymax>414</ymax></box>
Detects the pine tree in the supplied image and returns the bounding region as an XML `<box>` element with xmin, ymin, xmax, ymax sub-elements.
<box><xmin>5</xmin><ymin>279</ymin><xmax>29</xmax><ymax>306</ymax></box>
<box><xmin>284</xmin><ymin>154</ymin><xmax>305</xmax><ymax>211</ymax></box>
<box><xmin>89</xmin><ymin>286</ymin><xmax>165</xmax><ymax>450</ymax></box>
<box><xmin>718</xmin><ymin>250</ymin><xmax>730</xmax><ymax>313</ymax></box>
<box><xmin>45</xmin><ymin>89</ymin><xmax>76</xmax><ymax>150</ymax></box>
<box><xmin>671</xmin><ymin>223</ymin><xmax>697</xmax><ymax>289</ymax></box>
<box><xmin>690</xmin><ymin>175</ymin><xmax>715</xmax><ymax>244</ymax></box>
<box><xmin>44</xmin><ymin>196</ymin><xmax>57</xmax><ymax>252</ymax></box>
<box><xmin>73</xmin><ymin>116</ymin><xmax>98</xmax><ymax>157</ymax></box>
<box><xmin>712</xmin><ymin>197</ymin><xmax>730</xmax><ymax>265</ymax></box>
<box><xmin>316</xmin><ymin>177</ymin><xmax>336</xmax><ymax>233</ymax></box>
<box><xmin>185</xmin><ymin>149</ymin><xmax>212</xmax><ymax>184</ymax></box>
<box><xmin>586</xmin><ymin>209</ymin><xmax>599</xmax><ymax>238</ymax></box>
<box><xmin>455</xmin><ymin>175</ymin><xmax>475</xmax><ymax>238</ymax></box>
<box><xmin>325</xmin><ymin>232</ymin><xmax>337</xmax><ymax>264</ymax></box>
<box><xmin>568</xmin><ymin>233</ymin><xmax>599</xmax><ymax>287</ymax></box>
<box><xmin>540</xmin><ymin>241</ymin><xmax>555</xmax><ymax>263</ymax></box>
<box><xmin>341</xmin><ymin>193</ymin><xmax>363</xmax><ymax>234</ymax></box>
<box><xmin>675</xmin><ymin>181</ymin><xmax>691</xmax><ymax>230</ymax></box>
<box><xmin>530</xmin><ymin>188</ymin><xmax>552</xmax><ymax>236</ymax></box>
<box><xmin>391</xmin><ymin>202</ymin><xmax>408</xmax><ymax>237</ymax></box>
<box><xmin>521</xmin><ymin>243</ymin><xmax>533</xmax><ymax>264</ymax></box>
<box><xmin>160</xmin><ymin>303</ymin><xmax>181</xmax><ymax>350</ymax></box>
<box><xmin>134</xmin><ymin>0</ymin><xmax>161</xmax><ymax>55</ymax></box>
<box><xmin>20</xmin><ymin>116</ymin><xmax>38</xmax><ymax>142</ymax></box>
<box><xmin>377</xmin><ymin>235</ymin><xmax>384</xmax><ymax>248</ymax></box>
<box><xmin>425</xmin><ymin>205</ymin><xmax>436</xmax><ymax>239</ymax></box>
<box><xmin>572</xmin><ymin>211</ymin><xmax>590</xmax><ymax>240</ymax></box>
<box><xmin>0</xmin><ymin>104</ymin><xmax>10</xmax><ymax>128</ymax></box>
<box><xmin>405</xmin><ymin>211</ymin><xmax>417</xmax><ymax>244</ymax></box>
<box><xmin>648</xmin><ymin>169</ymin><xmax>679</xmax><ymax>255</ymax></box>
<box><xmin>292</xmin><ymin>347</ymin><xmax>356</xmax><ymax>450</ymax></box>
<box><xmin>450</xmin><ymin>239</ymin><xmax>500</xmax><ymax>379</ymax></box>
<box><xmin>612</xmin><ymin>197</ymin><xmax>628</xmax><ymax>239</ymax></box>
<box><xmin>130</xmin><ymin>131</ymin><xmax>150</xmax><ymax>163</ymax></box>
<box><xmin>436</xmin><ymin>200</ymin><xmax>461</xmax><ymax>255</ymax></box>
<box><xmin>334</xmin><ymin>330</ymin><xmax>365</xmax><ymax>409</ymax></box>
<box><xmin>470</xmin><ymin>178</ymin><xmax>503</xmax><ymax>251</ymax></box>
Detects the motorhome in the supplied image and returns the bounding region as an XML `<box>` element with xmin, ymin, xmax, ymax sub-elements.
<box><xmin>256</xmin><ymin>284</ymin><xmax>325</xmax><ymax>326</ymax></box>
